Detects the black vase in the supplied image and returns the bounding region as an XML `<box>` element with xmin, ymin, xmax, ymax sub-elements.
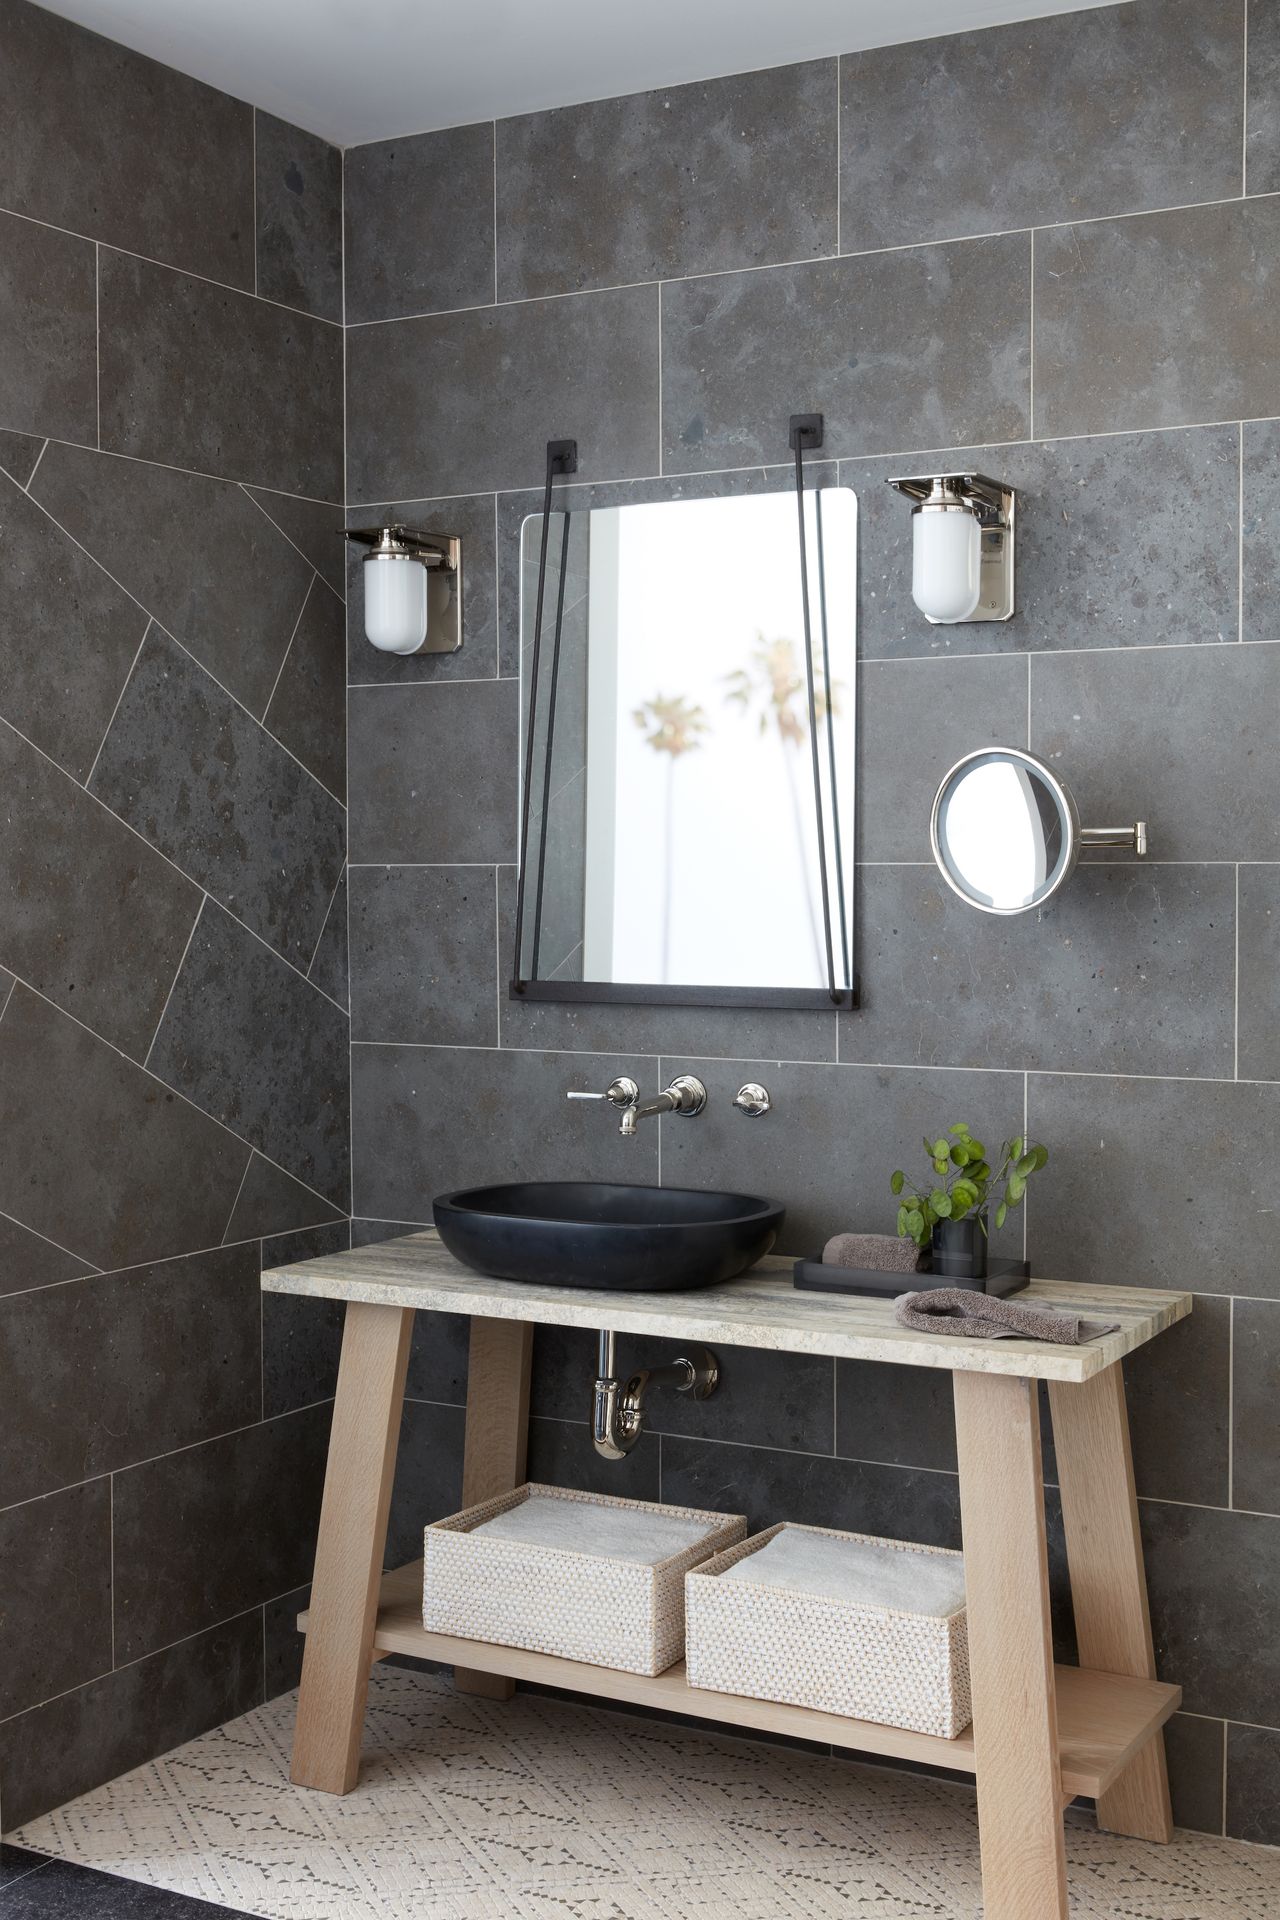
<box><xmin>931</xmin><ymin>1217</ymin><xmax>988</xmax><ymax>1281</ymax></box>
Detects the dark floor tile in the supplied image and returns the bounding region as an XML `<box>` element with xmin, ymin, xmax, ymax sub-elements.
<box><xmin>349</xmin><ymin>865</ymin><xmax>497</xmax><ymax>1047</ymax></box>
<box><xmin>0</xmin><ymin>1481</ymin><xmax>111</xmax><ymax>1720</ymax></box>
<box><xmin>0</xmin><ymin>987</ymin><xmax>249</xmax><ymax>1272</ymax></box>
<box><xmin>307</xmin><ymin>869</ymin><xmax>348</xmax><ymax>1010</ymax></box>
<box><xmin>1142</xmin><ymin>1500</ymin><xmax>1280</xmax><ymax>1723</ymax></box>
<box><xmin>1123</xmin><ymin>1294</ymin><xmax>1231</xmax><ymax>1511</ymax></box>
<box><xmin>346</xmin><ymin>491</ymin><xmax>496</xmax><ymax>685</ymax></box>
<box><xmin>90</xmin><ymin>629</ymin><xmax>346</xmax><ymax>968</ymax></box>
<box><xmin>149</xmin><ymin>901</ymin><xmax>349</xmax><ymax>1207</ymax></box>
<box><xmin>30</xmin><ymin>441</ymin><xmax>315</xmax><ymax>719</ymax></box>
<box><xmin>263</xmin><ymin>579</ymin><xmax>346</xmax><ymax>799</ymax></box>
<box><xmin>657</xmin><ymin>1056</ymin><xmax>1024</xmax><ymax>1262</ymax></box>
<box><xmin>840</xmin><ymin>0</ymin><xmax>1241</xmax><ymax>254</ymax></box>
<box><xmin>246</xmin><ymin>489</ymin><xmax>345</xmax><ymax>596</ymax></box>
<box><xmin>0</xmin><ymin>1245</ymin><xmax>261</xmax><ymax>1506</ymax></box>
<box><xmin>344</xmin><ymin>123</ymin><xmax>494</xmax><ymax>325</ymax></box>
<box><xmin>0</xmin><ymin>1857</ymin><xmax>259</xmax><ymax>1916</ymax></box>
<box><xmin>0</xmin><ymin>1610</ymin><xmax>262</xmax><ymax>1831</ymax></box>
<box><xmin>223</xmin><ymin>1151</ymin><xmax>345</xmax><ymax>1244</ymax></box>
<box><xmin>0</xmin><ymin>1846</ymin><xmax>49</xmax><ymax>1888</ymax></box>
<box><xmin>255</xmin><ymin>110</ymin><xmax>342</xmax><ymax>322</ymax></box>
<box><xmin>1247</xmin><ymin>0</ymin><xmax>1280</xmax><ymax>194</ymax></box>
<box><xmin>386</xmin><ymin>1398</ymin><xmax>467</xmax><ymax>1568</ymax></box>
<box><xmin>836</xmin><ymin>1360</ymin><xmax>959</xmax><ymax>1474</ymax></box>
<box><xmin>346</xmin><ymin>285</ymin><xmax>657</xmax><ymax>502</ymax></box>
<box><xmin>847</xmin><ymin>425</ymin><xmax>1240</xmax><ymax>662</ymax></box>
<box><xmin>661</xmin><ymin>1434</ymin><xmax>960</xmax><ymax>1549</ymax></box>
<box><xmin>0</xmin><ymin>209</ymin><xmax>96</xmax><ymax>442</ymax></box>
<box><xmin>0</xmin><ymin>429</ymin><xmax>45</xmax><ymax>486</ymax></box>
<box><xmin>348</xmin><ymin>681</ymin><xmax>517</xmax><ymax>866</ymax></box>
<box><xmin>0</xmin><ymin>0</ymin><xmax>253</xmax><ymax>287</ymax></box>
<box><xmin>112</xmin><ymin>1404</ymin><xmax>331</xmax><ymax>1662</ymax></box>
<box><xmin>1226</xmin><ymin>1721</ymin><xmax>1280</xmax><ymax>1846</ymax></box>
<box><xmin>526</xmin><ymin>1415</ymin><xmax>660</xmax><ymax>1504</ymax></box>
<box><xmin>1233</xmin><ymin>1299</ymin><xmax>1280</xmax><ymax>1515</ymax></box>
<box><xmin>1032</xmin><ymin>644</ymin><xmax>1280</xmax><ymax>862</ymax></box>
<box><xmin>1164</xmin><ymin>1712</ymin><xmax>1225</xmax><ymax>1836</ymax></box>
<box><xmin>846</xmin><ymin>864</ymin><xmax>1234</xmax><ymax>1080</ymax></box>
<box><xmin>1029</xmin><ymin>1074</ymin><xmax>1280</xmax><ymax>1301</ymax></box>
<box><xmin>1035</xmin><ymin>201</ymin><xmax>1280</xmax><ymax>440</ymax></box>
<box><xmin>0</xmin><ymin>720</ymin><xmax>201</xmax><ymax>1061</ymax></box>
<box><xmin>0</xmin><ymin>1212</ymin><xmax>94</xmax><ymax>1300</ymax></box>
<box><xmin>264</xmin><ymin>1583</ymin><xmax>310</xmax><ymax>1698</ymax></box>
<box><xmin>98</xmin><ymin>250</ymin><xmax>342</xmax><ymax>499</ymax></box>
<box><xmin>661</xmin><ymin>236</ymin><xmax>1029</xmax><ymax>473</ymax></box>
<box><xmin>0</xmin><ymin>474</ymin><xmax>147</xmax><ymax>784</ymax></box>
<box><xmin>351</xmin><ymin>1043</ymin><xmax>658</xmax><ymax>1225</ymax></box>
<box><xmin>497</xmin><ymin>61</ymin><xmax>836</xmax><ymax>301</ymax></box>
<box><xmin>1238</xmin><ymin>867</ymin><xmax>1280</xmax><ymax>1083</ymax></box>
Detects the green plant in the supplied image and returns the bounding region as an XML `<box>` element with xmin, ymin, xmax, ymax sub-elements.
<box><xmin>891</xmin><ymin>1124</ymin><xmax>1049</xmax><ymax>1251</ymax></box>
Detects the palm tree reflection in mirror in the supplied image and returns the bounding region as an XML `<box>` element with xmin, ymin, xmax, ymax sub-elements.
<box><xmin>632</xmin><ymin>693</ymin><xmax>709</xmax><ymax>981</ymax></box>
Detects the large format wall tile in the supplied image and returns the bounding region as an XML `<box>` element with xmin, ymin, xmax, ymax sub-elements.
<box><xmin>0</xmin><ymin>987</ymin><xmax>250</xmax><ymax>1272</ymax></box>
<box><xmin>846</xmin><ymin>425</ymin><xmax>1240</xmax><ymax>661</ymax></box>
<box><xmin>112</xmin><ymin>1403</ymin><xmax>330</xmax><ymax>1662</ymax></box>
<box><xmin>1232</xmin><ymin>1299</ymin><xmax>1280</xmax><ymax>1515</ymax></box>
<box><xmin>1247</xmin><ymin>0</ymin><xmax>1280</xmax><ymax>195</ymax></box>
<box><xmin>347</xmin><ymin>681</ymin><xmax>517</xmax><ymax>865</ymax></box>
<box><xmin>1029</xmin><ymin>1075</ymin><xmax>1280</xmax><ymax>1299</ymax></box>
<box><xmin>90</xmin><ymin>629</ymin><xmax>345</xmax><ymax>967</ymax></box>
<box><xmin>662</xmin><ymin>1437</ymin><xmax>962</xmax><ymax>1548</ymax></box>
<box><xmin>496</xmin><ymin>61</ymin><xmax>837</xmax><ymax>300</ymax></box>
<box><xmin>846</xmin><ymin>865</ymin><xmax>1235</xmax><ymax>1079</ymax></box>
<box><xmin>347</xmin><ymin>491</ymin><xmax>497</xmax><ymax>684</ymax></box>
<box><xmin>0</xmin><ymin>1212</ymin><xmax>94</xmax><ymax>1299</ymax></box>
<box><xmin>0</xmin><ymin>472</ymin><xmax>148</xmax><ymax>782</ymax></box>
<box><xmin>345</xmin><ymin>286</ymin><xmax>659</xmax><ymax>501</ymax></box>
<box><xmin>0</xmin><ymin>1245</ymin><xmax>261</xmax><ymax>1506</ymax></box>
<box><xmin>344</xmin><ymin>124</ymin><xmax>495</xmax><ymax>325</ymax></box>
<box><xmin>836</xmin><ymin>1360</ymin><xmax>959</xmax><ymax>1474</ymax></box>
<box><xmin>1237</xmin><ymin>866</ymin><xmax>1280</xmax><ymax>1082</ymax></box>
<box><xmin>660</xmin><ymin>235</ymin><xmax>1030</xmax><ymax>472</ymax></box>
<box><xmin>0</xmin><ymin>210</ymin><xmax>97</xmax><ymax>442</ymax></box>
<box><xmin>254</xmin><ymin>111</ymin><xmax>343</xmax><ymax>322</ymax></box>
<box><xmin>349</xmin><ymin>865</ymin><xmax>498</xmax><ymax>1047</ymax></box>
<box><xmin>386</xmin><ymin>1400</ymin><xmax>467</xmax><ymax>1566</ymax></box>
<box><xmin>262</xmin><ymin>580</ymin><xmax>347</xmax><ymax>800</ymax></box>
<box><xmin>1243</xmin><ymin>418</ymin><xmax>1280</xmax><ymax>645</ymax></box>
<box><xmin>351</xmin><ymin>1044</ymin><xmax>658</xmax><ymax>1223</ymax></box>
<box><xmin>658</xmin><ymin>1057</ymin><xmax>1025</xmax><ymax>1259</ymax></box>
<box><xmin>0</xmin><ymin>0</ymin><xmax>254</xmax><ymax>286</ymax></box>
<box><xmin>1227</xmin><ymin>1723</ymin><xmax>1280</xmax><ymax>1846</ymax></box>
<box><xmin>1031</xmin><ymin>644</ymin><xmax>1280</xmax><ymax>861</ymax></box>
<box><xmin>1035</xmin><ymin>201</ymin><xmax>1280</xmax><ymax>439</ymax></box>
<box><xmin>0</xmin><ymin>1610</ymin><xmax>263</xmax><ymax>1830</ymax></box>
<box><xmin>0</xmin><ymin>427</ymin><xmax>46</xmax><ymax>485</ymax></box>
<box><xmin>149</xmin><ymin>903</ymin><xmax>350</xmax><ymax>1206</ymax></box>
<box><xmin>308</xmin><ymin>869</ymin><xmax>349</xmax><ymax>1008</ymax></box>
<box><xmin>0</xmin><ymin>1481</ymin><xmax>112</xmax><ymax>1720</ymax></box>
<box><xmin>1122</xmin><ymin>1294</ymin><xmax>1232</xmax><ymax>1510</ymax></box>
<box><xmin>0</xmin><ymin>720</ymin><xmax>201</xmax><ymax>1061</ymax></box>
<box><xmin>1165</xmin><ymin>1712</ymin><xmax>1226</xmax><ymax>1837</ymax></box>
<box><xmin>223</xmin><ymin>1152</ymin><xmax>345</xmax><ymax>1243</ymax></box>
<box><xmin>839</xmin><ymin>0</ymin><xmax>1242</xmax><ymax>253</ymax></box>
<box><xmin>1142</xmin><ymin>1501</ymin><xmax>1280</xmax><ymax>1724</ymax></box>
<box><xmin>30</xmin><ymin>441</ymin><xmax>316</xmax><ymax>718</ymax></box>
<box><xmin>262</xmin><ymin>1222</ymin><xmax>350</xmax><ymax>1419</ymax></box>
<box><xmin>98</xmin><ymin>250</ymin><xmax>343</xmax><ymax>497</ymax></box>
<box><xmin>247</xmin><ymin>488</ymin><xmax>346</xmax><ymax>594</ymax></box>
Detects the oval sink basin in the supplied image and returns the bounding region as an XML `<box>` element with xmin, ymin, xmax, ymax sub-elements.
<box><xmin>433</xmin><ymin>1182</ymin><xmax>785</xmax><ymax>1293</ymax></box>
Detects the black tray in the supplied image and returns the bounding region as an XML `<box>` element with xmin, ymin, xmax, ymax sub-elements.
<box><xmin>793</xmin><ymin>1257</ymin><xmax>1031</xmax><ymax>1300</ymax></box>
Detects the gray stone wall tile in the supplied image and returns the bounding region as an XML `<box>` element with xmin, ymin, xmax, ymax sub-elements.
<box><xmin>840</xmin><ymin>0</ymin><xmax>1243</xmax><ymax>253</ymax></box>
<box><xmin>1243</xmin><ymin>418</ymin><xmax>1280</xmax><ymax>644</ymax></box>
<box><xmin>1123</xmin><ymin>1294</ymin><xmax>1232</xmax><ymax>1510</ymax></box>
<box><xmin>1232</xmin><ymin>1299</ymin><xmax>1280</xmax><ymax>1515</ymax></box>
<box><xmin>224</xmin><ymin>1152</ymin><xmax>345</xmax><ymax>1243</ymax></box>
<box><xmin>0</xmin><ymin>1481</ymin><xmax>112</xmax><ymax>1721</ymax></box>
<box><xmin>1164</xmin><ymin>1712</ymin><xmax>1226</xmax><ymax>1836</ymax></box>
<box><xmin>344</xmin><ymin>124</ymin><xmax>495</xmax><ymax>325</ymax></box>
<box><xmin>349</xmin><ymin>865</ymin><xmax>498</xmax><ymax>1048</ymax></box>
<box><xmin>0</xmin><ymin>210</ymin><xmax>96</xmax><ymax>445</ymax></box>
<box><xmin>661</xmin><ymin>235</ymin><xmax>1030</xmax><ymax>473</ymax></box>
<box><xmin>497</xmin><ymin>62</ymin><xmax>837</xmax><ymax>300</ymax></box>
<box><xmin>261</xmin><ymin>1222</ymin><xmax>351</xmax><ymax>1418</ymax></box>
<box><xmin>263</xmin><ymin>580</ymin><xmax>347</xmax><ymax>802</ymax></box>
<box><xmin>347</xmin><ymin>681</ymin><xmax>517</xmax><ymax>866</ymax></box>
<box><xmin>246</xmin><ymin>489</ymin><xmax>346</xmax><ymax>594</ymax></box>
<box><xmin>308</xmin><ymin>870</ymin><xmax>349</xmax><ymax>1012</ymax></box>
<box><xmin>0</xmin><ymin>1213</ymin><xmax>94</xmax><ymax>1300</ymax></box>
<box><xmin>1246</xmin><ymin>0</ymin><xmax>1280</xmax><ymax>196</ymax></box>
<box><xmin>254</xmin><ymin>111</ymin><xmax>343</xmax><ymax>323</ymax></box>
<box><xmin>1226</xmin><ymin>1722</ymin><xmax>1280</xmax><ymax>1845</ymax></box>
<box><xmin>1035</xmin><ymin>201</ymin><xmax>1280</xmax><ymax>439</ymax></box>
<box><xmin>1142</xmin><ymin>1501</ymin><xmax>1280</xmax><ymax>1723</ymax></box>
<box><xmin>0</xmin><ymin>429</ymin><xmax>47</xmax><ymax>486</ymax></box>
<box><xmin>662</xmin><ymin>1436</ymin><xmax>961</xmax><ymax>1548</ymax></box>
<box><xmin>1238</xmin><ymin>866</ymin><xmax>1280</xmax><ymax>1083</ymax></box>
<box><xmin>346</xmin><ymin>286</ymin><xmax>659</xmax><ymax>501</ymax></box>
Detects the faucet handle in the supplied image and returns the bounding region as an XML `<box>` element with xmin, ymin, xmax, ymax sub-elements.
<box><xmin>567</xmin><ymin>1077</ymin><xmax>639</xmax><ymax>1109</ymax></box>
<box><xmin>733</xmin><ymin>1083</ymin><xmax>772</xmax><ymax>1117</ymax></box>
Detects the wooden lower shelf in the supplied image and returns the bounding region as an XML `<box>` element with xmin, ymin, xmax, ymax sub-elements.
<box><xmin>300</xmin><ymin>1562</ymin><xmax>1180</xmax><ymax>1800</ymax></box>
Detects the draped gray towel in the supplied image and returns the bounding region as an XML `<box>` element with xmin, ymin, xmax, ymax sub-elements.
<box><xmin>893</xmin><ymin>1288</ymin><xmax>1120</xmax><ymax>1345</ymax></box>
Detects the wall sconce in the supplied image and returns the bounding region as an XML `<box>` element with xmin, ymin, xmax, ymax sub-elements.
<box><xmin>343</xmin><ymin>523</ymin><xmax>462</xmax><ymax>655</ymax></box>
<box><xmin>885</xmin><ymin>473</ymin><xmax>1016</xmax><ymax>624</ymax></box>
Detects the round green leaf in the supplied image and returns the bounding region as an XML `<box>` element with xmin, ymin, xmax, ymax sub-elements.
<box><xmin>891</xmin><ymin>1169</ymin><xmax>905</xmax><ymax>1195</ymax></box>
<box><xmin>995</xmin><ymin>1201</ymin><xmax>1008</xmax><ymax>1229</ymax></box>
<box><xmin>931</xmin><ymin>1191</ymin><xmax>953</xmax><ymax>1218</ymax></box>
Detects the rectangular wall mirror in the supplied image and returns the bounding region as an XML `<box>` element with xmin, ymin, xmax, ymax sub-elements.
<box><xmin>512</xmin><ymin>483</ymin><xmax>858</xmax><ymax>1010</ymax></box>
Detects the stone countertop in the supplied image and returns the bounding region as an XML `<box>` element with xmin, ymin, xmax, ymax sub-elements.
<box><xmin>262</xmin><ymin>1230</ymin><xmax>1191</xmax><ymax>1383</ymax></box>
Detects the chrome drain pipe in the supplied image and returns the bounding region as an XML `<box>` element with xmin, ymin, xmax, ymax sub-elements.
<box><xmin>592</xmin><ymin>1329</ymin><xmax>719</xmax><ymax>1460</ymax></box>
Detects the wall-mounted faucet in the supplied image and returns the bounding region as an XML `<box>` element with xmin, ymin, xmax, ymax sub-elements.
<box><xmin>567</xmin><ymin>1073</ymin><xmax>708</xmax><ymax>1138</ymax></box>
<box><xmin>592</xmin><ymin>1330</ymin><xmax>719</xmax><ymax>1459</ymax></box>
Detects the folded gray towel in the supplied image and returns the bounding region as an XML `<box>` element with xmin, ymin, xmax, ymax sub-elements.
<box><xmin>824</xmin><ymin>1231</ymin><xmax>924</xmax><ymax>1273</ymax></box>
<box><xmin>894</xmin><ymin>1288</ymin><xmax>1120</xmax><ymax>1345</ymax></box>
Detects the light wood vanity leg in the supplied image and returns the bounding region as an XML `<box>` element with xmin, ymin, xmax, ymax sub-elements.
<box><xmin>954</xmin><ymin>1370</ymin><xmax>1069</xmax><ymax>1920</ymax></box>
<box><xmin>291</xmin><ymin>1301</ymin><xmax>413</xmax><ymax>1794</ymax></box>
<box><xmin>1048</xmin><ymin>1364</ymin><xmax>1173</xmax><ymax>1843</ymax></box>
<box><xmin>454</xmin><ymin>1315</ymin><xmax>534</xmax><ymax>1699</ymax></box>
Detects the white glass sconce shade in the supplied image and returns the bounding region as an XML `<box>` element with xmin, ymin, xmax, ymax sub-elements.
<box><xmin>363</xmin><ymin>552</ymin><xmax>429</xmax><ymax>654</ymax></box>
<box><xmin>912</xmin><ymin>506</ymin><xmax>982</xmax><ymax>623</ymax></box>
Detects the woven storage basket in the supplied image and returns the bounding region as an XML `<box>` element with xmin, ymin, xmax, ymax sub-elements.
<box><xmin>685</xmin><ymin>1521</ymin><xmax>971</xmax><ymax>1738</ymax></box>
<box><xmin>423</xmin><ymin>1482</ymin><xmax>746</xmax><ymax>1677</ymax></box>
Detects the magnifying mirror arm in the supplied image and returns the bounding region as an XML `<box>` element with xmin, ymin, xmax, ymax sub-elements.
<box><xmin>1080</xmin><ymin>823</ymin><xmax>1148</xmax><ymax>856</ymax></box>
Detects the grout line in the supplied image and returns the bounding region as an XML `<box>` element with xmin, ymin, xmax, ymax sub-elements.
<box><xmin>307</xmin><ymin>862</ymin><xmax>347</xmax><ymax>982</ymax></box>
<box><xmin>142</xmin><ymin>894</ymin><xmax>206</xmax><ymax>1071</ymax></box>
<box><xmin>1228</xmin><ymin>1295</ymin><xmax>1236</xmax><ymax>1510</ymax></box>
<box><xmin>108</xmin><ymin>1474</ymin><xmax>116</xmax><ymax>1667</ymax></box>
<box><xmin>21</xmin><ymin>435</ymin><xmax>50</xmax><ymax>490</ymax></box>
<box><xmin>258</xmin><ymin>1247</ymin><xmax>266</xmax><ymax>1423</ymax></box>
<box><xmin>1243</xmin><ymin>0</ymin><xmax>1250</xmax><ymax>198</ymax></box>
<box><xmin>491</xmin><ymin>121</ymin><xmax>498</xmax><ymax>304</ymax></box>
<box><xmin>1025</xmin><ymin>651</ymin><xmax>1032</xmax><ymax>749</ymax></box>
<box><xmin>1239</xmin><ymin>422</ymin><xmax>1246</xmax><ymax>641</ymax></box>
<box><xmin>16</xmin><ymin>426</ymin><xmax>342</xmax><ymax>508</ymax></box>
<box><xmin>656</xmin><ymin>281</ymin><xmax>664</xmax><ymax>476</ymax></box>
<box><xmin>1223</xmin><ymin>1717</ymin><xmax>1230</xmax><ymax>1836</ymax></box>
<box><xmin>493</xmin><ymin>866</ymin><xmax>502</xmax><ymax>1044</ymax></box>
<box><xmin>835</xmin><ymin>56</ymin><xmax>841</xmax><ymax>256</ymax></box>
<box><xmin>1</xmin><ymin>1222</ymin><xmax>338</xmax><ymax>1305</ymax></box>
<box><xmin>347</xmin><ymin>674</ymin><xmax>511</xmax><ymax>691</ymax></box>
<box><xmin>0</xmin><ymin>1205</ymin><xmax>102</xmax><ymax>1273</ymax></box>
<box><xmin>261</xmin><ymin>575</ymin><xmax>314</xmax><ymax>727</ymax></box>
<box><xmin>1234</xmin><ymin>864</ymin><xmax>1241</xmax><ymax>1080</ymax></box>
<box><xmin>83</xmin><ymin>618</ymin><xmax>152</xmax><ymax>791</ymax></box>
<box><xmin>252</xmin><ymin>110</ymin><xmax>258</xmax><ymax>299</ymax></box>
<box><xmin>0</xmin><ymin>973</ymin><xmax>15</xmax><ymax>1026</ymax></box>
<box><xmin>220</xmin><ymin>1152</ymin><xmax>256</xmax><ymax>1250</ymax></box>
<box><xmin>1028</xmin><ymin>227</ymin><xmax>1035</xmax><ymax>438</ymax></box>
<box><xmin>94</xmin><ymin>241</ymin><xmax>101</xmax><ymax>449</ymax></box>
<box><xmin>240</xmin><ymin>486</ymin><xmax>345</xmax><ymax>604</ymax></box>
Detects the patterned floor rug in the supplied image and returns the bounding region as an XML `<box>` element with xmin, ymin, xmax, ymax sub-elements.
<box><xmin>12</xmin><ymin>1667</ymin><xmax>1280</xmax><ymax>1919</ymax></box>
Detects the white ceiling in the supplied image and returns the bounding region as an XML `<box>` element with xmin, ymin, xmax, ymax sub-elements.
<box><xmin>43</xmin><ymin>0</ymin><xmax>1127</xmax><ymax>147</ymax></box>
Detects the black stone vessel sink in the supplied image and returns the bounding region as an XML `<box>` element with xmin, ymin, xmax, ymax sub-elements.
<box><xmin>433</xmin><ymin>1182</ymin><xmax>785</xmax><ymax>1292</ymax></box>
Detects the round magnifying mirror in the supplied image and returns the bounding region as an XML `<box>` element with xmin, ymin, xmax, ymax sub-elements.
<box><xmin>931</xmin><ymin>747</ymin><xmax>1080</xmax><ymax>914</ymax></box>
